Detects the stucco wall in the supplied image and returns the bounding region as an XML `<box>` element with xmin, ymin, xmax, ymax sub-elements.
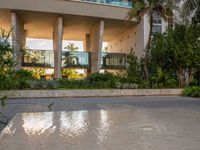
<box><xmin>107</xmin><ymin>17</ymin><xmax>145</xmax><ymax>58</ymax></box>
<box><xmin>107</xmin><ymin>15</ymin><xmax>168</xmax><ymax>57</ymax></box>
<box><xmin>107</xmin><ymin>26</ymin><xmax>137</xmax><ymax>54</ymax></box>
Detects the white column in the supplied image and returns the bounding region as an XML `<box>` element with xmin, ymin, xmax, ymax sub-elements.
<box><xmin>90</xmin><ymin>20</ymin><xmax>104</xmax><ymax>73</ymax></box>
<box><xmin>53</xmin><ymin>16</ymin><xmax>64</xmax><ymax>79</ymax></box>
<box><xmin>84</xmin><ymin>33</ymin><xmax>91</xmax><ymax>74</ymax></box>
<box><xmin>11</xmin><ymin>11</ymin><xmax>25</xmax><ymax>70</ymax></box>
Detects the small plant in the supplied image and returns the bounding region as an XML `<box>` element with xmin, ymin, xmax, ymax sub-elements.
<box><xmin>126</xmin><ymin>49</ymin><xmax>142</xmax><ymax>83</ymax></box>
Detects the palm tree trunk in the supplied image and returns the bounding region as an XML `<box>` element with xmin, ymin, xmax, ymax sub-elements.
<box><xmin>143</xmin><ymin>15</ymin><xmax>153</xmax><ymax>81</ymax></box>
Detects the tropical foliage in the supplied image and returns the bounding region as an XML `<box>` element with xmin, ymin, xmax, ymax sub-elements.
<box><xmin>181</xmin><ymin>0</ymin><xmax>200</xmax><ymax>19</ymax></box>
<box><xmin>0</xmin><ymin>29</ymin><xmax>15</xmax><ymax>90</ymax></box>
<box><xmin>126</xmin><ymin>48</ymin><xmax>142</xmax><ymax>83</ymax></box>
<box><xmin>151</xmin><ymin>24</ymin><xmax>200</xmax><ymax>87</ymax></box>
<box><xmin>0</xmin><ymin>29</ymin><xmax>14</xmax><ymax>75</ymax></box>
<box><xmin>183</xmin><ymin>86</ymin><xmax>200</xmax><ymax>98</ymax></box>
<box><xmin>128</xmin><ymin>0</ymin><xmax>175</xmax><ymax>81</ymax></box>
<box><xmin>192</xmin><ymin>2</ymin><xmax>200</xmax><ymax>25</ymax></box>
<box><xmin>64</xmin><ymin>43</ymin><xmax>79</xmax><ymax>51</ymax></box>
<box><xmin>126</xmin><ymin>20</ymin><xmax>200</xmax><ymax>88</ymax></box>
<box><xmin>63</xmin><ymin>43</ymin><xmax>79</xmax><ymax>67</ymax></box>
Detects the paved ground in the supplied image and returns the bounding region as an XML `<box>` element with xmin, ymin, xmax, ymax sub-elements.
<box><xmin>0</xmin><ymin>96</ymin><xmax>200</xmax><ymax>150</ymax></box>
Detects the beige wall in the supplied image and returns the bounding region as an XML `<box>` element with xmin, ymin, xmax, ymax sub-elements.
<box><xmin>107</xmin><ymin>26</ymin><xmax>136</xmax><ymax>54</ymax></box>
<box><xmin>107</xmin><ymin>18</ymin><xmax>145</xmax><ymax>58</ymax></box>
<box><xmin>107</xmin><ymin>14</ymin><xmax>169</xmax><ymax>58</ymax></box>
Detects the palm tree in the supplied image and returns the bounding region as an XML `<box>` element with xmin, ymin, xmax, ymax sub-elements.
<box><xmin>64</xmin><ymin>43</ymin><xmax>79</xmax><ymax>52</ymax></box>
<box><xmin>63</xmin><ymin>43</ymin><xmax>79</xmax><ymax>66</ymax></box>
<box><xmin>127</xmin><ymin>0</ymin><xmax>175</xmax><ymax>80</ymax></box>
<box><xmin>181</xmin><ymin>0</ymin><xmax>200</xmax><ymax>19</ymax></box>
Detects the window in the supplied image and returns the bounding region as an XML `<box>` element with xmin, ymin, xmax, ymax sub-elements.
<box><xmin>152</xmin><ymin>13</ymin><xmax>162</xmax><ymax>33</ymax></box>
<box><xmin>152</xmin><ymin>25</ymin><xmax>162</xmax><ymax>33</ymax></box>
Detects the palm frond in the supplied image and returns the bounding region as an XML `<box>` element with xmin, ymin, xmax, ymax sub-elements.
<box><xmin>127</xmin><ymin>0</ymin><xmax>146</xmax><ymax>20</ymax></box>
<box><xmin>128</xmin><ymin>0</ymin><xmax>175</xmax><ymax>22</ymax></box>
<box><xmin>181</xmin><ymin>0</ymin><xmax>199</xmax><ymax>18</ymax></box>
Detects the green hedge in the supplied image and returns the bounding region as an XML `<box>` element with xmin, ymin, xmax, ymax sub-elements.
<box><xmin>183</xmin><ymin>86</ymin><xmax>200</xmax><ymax>98</ymax></box>
<box><xmin>0</xmin><ymin>72</ymin><xmax>141</xmax><ymax>90</ymax></box>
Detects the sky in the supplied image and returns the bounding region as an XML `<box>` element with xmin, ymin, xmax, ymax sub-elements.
<box><xmin>26</xmin><ymin>38</ymin><xmax>108</xmax><ymax>51</ymax></box>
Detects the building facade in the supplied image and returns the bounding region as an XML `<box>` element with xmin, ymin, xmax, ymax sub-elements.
<box><xmin>0</xmin><ymin>0</ymin><xmax>167</xmax><ymax>78</ymax></box>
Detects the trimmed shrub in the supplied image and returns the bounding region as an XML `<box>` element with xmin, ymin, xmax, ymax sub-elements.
<box><xmin>183</xmin><ymin>86</ymin><xmax>200</xmax><ymax>98</ymax></box>
<box><xmin>86</xmin><ymin>72</ymin><xmax>118</xmax><ymax>88</ymax></box>
<box><xmin>58</xmin><ymin>79</ymin><xmax>87</xmax><ymax>89</ymax></box>
<box><xmin>86</xmin><ymin>72</ymin><xmax>116</xmax><ymax>82</ymax></box>
<box><xmin>116</xmin><ymin>82</ymin><xmax>138</xmax><ymax>89</ymax></box>
<box><xmin>27</xmin><ymin>80</ymin><xmax>60</xmax><ymax>89</ymax></box>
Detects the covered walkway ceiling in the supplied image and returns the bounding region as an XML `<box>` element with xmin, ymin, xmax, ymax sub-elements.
<box><xmin>0</xmin><ymin>9</ymin><xmax>137</xmax><ymax>41</ymax></box>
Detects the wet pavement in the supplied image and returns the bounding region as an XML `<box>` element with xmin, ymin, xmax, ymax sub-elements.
<box><xmin>0</xmin><ymin>96</ymin><xmax>200</xmax><ymax>150</ymax></box>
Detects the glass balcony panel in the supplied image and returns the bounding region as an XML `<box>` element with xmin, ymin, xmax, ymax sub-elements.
<box><xmin>62</xmin><ymin>51</ymin><xmax>91</xmax><ymax>68</ymax></box>
<box><xmin>101</xmin><ymin>52</ymin><xmax>127</xmax><ymax>69</ymax></box>
<box><xmin>22</xmin><ymin>49</ymin><xmax>54</xmax><ymax>67</ymax></box>
<box><xmin>22</xmin><ymin>50</ymin><xmax>126</xmax><ymax>69</ymax></box>
<box><xmin>80</xmin><ymin>0</ymin><xmax>132</xmax><ymax>8</ymax></box>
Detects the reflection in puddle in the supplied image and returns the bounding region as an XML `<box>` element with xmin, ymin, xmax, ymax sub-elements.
<box><xmin>22</xmin><ymin>112</ymin><xmax>56</xmax><ymax>136</ymax></box>
<box><xmin>0</xmin><ymin>121</ymin><xmax>16</xmax><ymax>138</ymax></box>
<box><xmin>60</xmin><ymin>111</ymin><xmax>89</xmax><ymax>138</ymax></box>
<box><xmin>97</xmin><ymin>110</ymin><xmax>111</xmax><ymax>144</ymax></box>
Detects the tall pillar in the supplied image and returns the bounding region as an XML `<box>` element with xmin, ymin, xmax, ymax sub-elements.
<box><xmin>84</xmin><ymin>33</ymin><xmax>91</xmax><ymax>75</ymax></box>
<box><xmin>84</xmin><ymin>33</ymin><xmax>91</xmax><ymax>52</ymax></box>
<box><xmin>90</xmin><ymin>20</ymin><xmax>104</xmax><ymax>73</ymax></box>
<box><xmin>11</xmin><ymin>11</ymin><xmax>25</xmax><ymax>70</ymax></box>
<box><xmin>22</xmin><ymin>30</ymin><xmax>27</xmax><ymax>49</ymax></box>
<box><xmin>53</xmin><ymin>16</ymin><xmax>63</xmax><ymax>79</ymax></box>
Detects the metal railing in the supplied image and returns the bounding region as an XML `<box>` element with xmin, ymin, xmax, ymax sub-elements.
<box><xmin>79</xmin><ymin>0</ymin><xmax>132</xmax><ymax>8</ymax></box>
<box><xmin>62</xmin><ymin>51</ymin><xmax>91</xmax><ymax>68</ymax></box>
<box><xmin>22</xmin><ymin>49</ymin><xmax>127</xmax><ymax>69</ymax></box>
<box><xmin>101</xmin><ymin>52</ymin><xmax>127</xmax><ymax>69</ymax></box>
<box><xmin>22</xmin><ymin>49</ymin><xmax>54</xmax><ymax>67</ymax></box>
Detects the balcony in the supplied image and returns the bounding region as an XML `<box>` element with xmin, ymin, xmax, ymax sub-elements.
<box><xmin>101</xmin><ymin>52</ymin><xmax>126</xmax><ymax>69</ymax></box>
<box><xmin>22</xmin><ymin>49</ymin><xmax>127</xmax><ymax>69</ymax></box>
<box><xmin>62</xmin><ymin>51</ymin><xmax>91</xmax><ymax>68</ymax></box>
<box><xmin>22</xmin><ymin>49</ymin><xmax>54</xmax><ymax>68</ymax></box>
<box><xmin>79</xmin><ymin>0</ymin><xmax>132</xmax><ymax>8</ymax></box>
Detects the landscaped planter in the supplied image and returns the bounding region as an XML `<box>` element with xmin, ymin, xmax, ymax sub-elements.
<box><xmin>0</xmin><ymin>89</ymin><xmax>183</xmax><ymax>99</ymax></box>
